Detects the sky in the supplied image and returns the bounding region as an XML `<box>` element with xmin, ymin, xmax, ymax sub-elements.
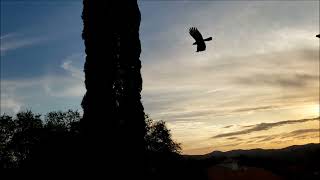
<box><xmin>1</xmin><ymin>0</ymin><xmax>319</xmax><ymax>154</ymax></box>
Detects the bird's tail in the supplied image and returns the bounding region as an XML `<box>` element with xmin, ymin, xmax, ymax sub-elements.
<box><xmin>204</xmin><ymin>37</ymin><xmax>213</xmax><ymax>41</ymax></box>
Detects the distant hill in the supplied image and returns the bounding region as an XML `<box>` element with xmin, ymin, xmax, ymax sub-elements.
<box><xmin>184</xmin><ymin>143</ymin><xmax>320</xmax><ymax>159</ymax></box>
<box><xmin>184</xmin><ymin>143</ymin><xmax>320</xmax><ymax>180</ymax></box>
<box><xmin>206</xmin><ymin>143</ymin><xmax>320</xmax><ymax>159</ymax></box>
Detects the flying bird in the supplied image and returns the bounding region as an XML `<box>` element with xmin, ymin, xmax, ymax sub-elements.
<box><xmin>317</xmin><ymin>34</ymin><xmax>320</xmax><ymax>38</ymax></box>
<box><xmin>189</xmin><ymin>27</ymin><xmax>212</xmax><ymax>52</ymax></box>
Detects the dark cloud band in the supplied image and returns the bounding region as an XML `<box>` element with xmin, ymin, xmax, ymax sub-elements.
<box><xmin>213</xmin><ymin>117</ymin><xmax>319</xmax><ymax>138</ymax></box>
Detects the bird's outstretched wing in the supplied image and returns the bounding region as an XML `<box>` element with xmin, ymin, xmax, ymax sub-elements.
<box><xmin>189</xmin><ymin>27</ymin><xmax>204</xmax><ymax>42</ymax></box>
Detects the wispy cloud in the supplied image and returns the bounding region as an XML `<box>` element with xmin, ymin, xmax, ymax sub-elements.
<box><xmin>224</xmin><ymin>125</ymin><xmax>233</xmax><ymax>129</ymax></box>
<box><xmin>0</xmin><ymin>33</ymin><xmax>17</xmax><ymax>40</ymax></box>
<box><xmin>226</xmin><ymin>137</ymin><xmax>242</xmax><ymax>140</ymax></box>
<box><xmin>61</xmin><ymin>53</ymin><xmax>85</xmax><ymax>80</ymax></box>
<box><xmin>232</xmin><ymin>106</ymin><xmax>276</xmax><ymax>113</ymax></box>
<box><xmin>43</xmin><ymin>54</ymin><xmax>85</xmax><ymax>97</ymax></box>
<box><xmin>43</xmin><ymin>79</ymin><xmax>85</xmax><ymax>98</ymax></box>
<box><xmin>235</xmin><ymin>73</ymin><xmax>319</xmax><ymax>89</ymax></box>
<box><xmin>0</xmin><ymin>93</ymin><xmax>23</xmax><ymax>115</ymax></box>
<box><xmin>254</xmin><ymin>135</ymin><xmax>279</xmax><ymax>143</ymax></box>
<box><xmin>213</xmin><ymin>117</ymin><xmax>319</xmax><ymax>138</ymax></box>
<box><xmin>142</xmin><ymin>44</ymin><xmax>319</xmax><ymax>124</ymax></box>
<box><xmin>284</xmin><ymin>128</ymin><xmax>319</xmax><ymax>138</ymax></box>
<box><xmin>204</xmin><ymin>128</ymin><xmax>319</xmax><ymax>153</ymax></box>
<box><xmin>0</xmin><ymin>53</ymin><xmax>85</xmax><ymax>114</ymax></box>
<box><xmin>0</xmin><ymin>33</ymin><xmax>44</xmax><ymax>55</ymax></box>
<box><xmin>245</xmin><ymin>128</ymin><xmax>319</xmax><ymax>143</ymax></box>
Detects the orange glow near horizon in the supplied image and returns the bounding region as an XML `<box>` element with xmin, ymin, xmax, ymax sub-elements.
<box><xmin>178</xmin><ymin>108</ymin><xmax>320</xmax><ymax>155</ymax></box>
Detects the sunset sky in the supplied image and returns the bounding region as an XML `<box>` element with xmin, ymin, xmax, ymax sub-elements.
<box><xmin>1</xmin><ymin>1</ymin><xmax>319</xmax><ymax>154</ymax></box>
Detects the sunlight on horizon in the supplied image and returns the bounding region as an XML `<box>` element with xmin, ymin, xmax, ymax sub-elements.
<box><xmin>302</xmin><ymin>104</ymin><xmax>320</xmax><ymax>118</ymax></box>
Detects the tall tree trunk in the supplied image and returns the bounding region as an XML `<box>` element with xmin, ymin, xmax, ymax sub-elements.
<box><xmin>81</xmin><ymin>0</ymin><xmax>146</xmax><ymax>177</ymax></box>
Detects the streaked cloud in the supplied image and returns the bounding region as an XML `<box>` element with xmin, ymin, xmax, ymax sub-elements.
<box><xmin>0</xmin><ymin>33</ymin><xmax>45</xmax><ymax>56</ymax></box>
<box><xmin>254</xmin><ymin>135</ymin><xmax>278</xmax><ymax>143</ymax></box>
<box><xmin>284</xmin><ymin>128</ymin><xmax>319</xmax><ymax>138</ymax></box>
<box><xmin>213</xmin><ymin>117</ymin><xmax>319</xmax><ymax>138</ymax></box>
<box><xmin>142</xmin><ymin>44</ymin><xmax>319</xmax><ymax>123</ymax></box>
<box><xmin>200</xmin><ymin>127</ymin><xmax>319</xmax><ymax>153</ymax></box>
<box><xmin>243</xmin><ymin>128</ymin><xmax>318</xmax><ymax>143</ymax></box>
<box><xmin>0</xmin><ymin>33</ymin><xmax>17</xmax><ymax>40</ymax></box>
<box><xmin>226</xmin><ymin>137</ymin><xmax>241</xmax><ymax>140</ymax></box>
<box><xmin>224</xmin><ymin>125</ymin><xmax>233</xmax><ymax>129</ymax></box>
<box><xmin>232</xmin><ymin>106</ymin><xmax>276</xmax><ymax>113</ymax></box>
<box><xmin>235</xmin><ymin>73</ymin><xmax>319</xmax><ymax>89</ymax></box>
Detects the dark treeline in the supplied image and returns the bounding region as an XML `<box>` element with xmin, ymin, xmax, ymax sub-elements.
<box><xmin>0</xmin><ymin>110</ymin><xmax>180</xmax><ymax>167</ymax></box>
<box><xmin>0</xmin><ymin>110</ymin><xmax>206</xmax><ymax>179</ymax></box>
<box><xmin>0</xmin><ymin>110</ymin><xmax>79</xmax><ymax>168</ymax></box>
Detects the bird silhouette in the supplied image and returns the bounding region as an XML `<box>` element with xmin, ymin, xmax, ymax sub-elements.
<box><xmin>317</xmin><ymin>34</ymin><xmax>320</xmax><ymax>38</ymax></box>
<box><xmin>189</xmin><ymin>27</ymin><xmax>212</xmax><ymax>52</ymax></box>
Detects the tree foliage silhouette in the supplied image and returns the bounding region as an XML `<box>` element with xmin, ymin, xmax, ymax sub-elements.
<box><xmin>0</xmin><ymin>110</ymin><xmax>179</xmax><ymax>170</ymax></box>
<box><xmin>45</xmin><ymin>110</ymin><xmax>80</xmax><ymax>132</ymax></box>
<box><xmin>145</xmin><ymin>115</ymin><xmax>181</xmax><ymax>153</ymax></box>
<box><xmin>81</xmin><ymin>1</ymin><xmax>146</xmax><ymax>176</ymax></box>
<box><xmin>0</xmin><ymin>111</ymin><xmax>43</xmax><ymax>168</ymax></box>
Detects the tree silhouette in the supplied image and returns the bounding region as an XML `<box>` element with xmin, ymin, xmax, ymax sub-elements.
<box><xmin>81</xmin><ymin>0</ymin><xmax>146</xmax><ymax>177</ymax></box>
<box><xmin>145</xmin><ymin>115</ymin><xmax>181</xmax><ymax>153</ymax></box>
<box><xmin>45</xmin><ymin>110</ymin><xmax>80</xmax><ymax>131</ymax></box>
<box><xmin>0</xmin><ymin>111</ymin><xmax>43</xmax><ymax>168</ymax></box>
<box><xmin>0</xmin><ymin>114</ymin><xmax>16</xmax><ymax>168</ymax></box>
<box><xmin>0</xmin><ymin>110</ymin><xmax>180</xmax><ymax>169</ymax></box>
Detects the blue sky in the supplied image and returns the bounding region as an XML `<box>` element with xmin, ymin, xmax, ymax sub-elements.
<box><xmin>1</xmin><ymin>1</ymin><xmax>84</xmax><ymax>78</ymax></box>
<box><xmin>1</xmin><ymin>1</ymin><xmax>319</xmax><ymax>154</ymax></box>
<box><xmin>1</xmin><ymin>1</ymin><xmax>84</xmax><ymax>113</ymax></box>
